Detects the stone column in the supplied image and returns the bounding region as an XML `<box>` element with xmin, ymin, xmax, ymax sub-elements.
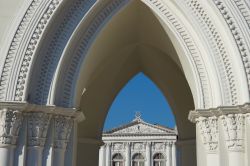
<box><xmin>106</xmin><ymin>143</ymin><xmax>111</xmax><ymax>166</ymax></box>
<box><xmin>189</xmin><ymin>105</ymin><xmax>250</xmax><ymax>166</ymax></box>
<box><xmin>166</xmin><ymin>142</ymin><xmax>171</xmax><ymax>166</ymax></box>
<box><xmin>0</xmin><ymin>103</ymin><xmax>23</xmax><ymax>166</ymax></box>
<box><xmin>99</xmin><ymin>145</ymin><xmax>105</xmax><ymax>166</ymax></box>
<box><xmin>125</xmin><ymin>142</ymin><xmax>131</xmax><ymax>166</ymax></box>
<box><xmin>196</xmin><ymin>116</ymin><xmax>219</xmax><ymax>166</ymax></box>
<box><xmin>146</xmin><ymin>142</ymin><xmax>151</xmax><ymax>166</ymax></box>
<box><xmin>52</xmin><ymin>115</ymin><xmax>73</xmax><ymax>166</ymax></box>
<box><xmin>26</xmin><ymin>112</ymin><xmax>52</xmax><ymax>166</ymax></box>
<box><xmin>171</xmin><ymin>142</ymin><xmax>176</xmax><ymax>166</ymax></box>
<box><xmin>220</xmin><ymin>114</ymin><xmax>245</xmax><ymax>166</ymax></box>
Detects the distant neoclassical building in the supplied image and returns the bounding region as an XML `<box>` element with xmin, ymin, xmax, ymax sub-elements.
<box><xmin>99</xmin><ymin>114</ymin><xmax>177</xmax><ymax>166</ymax></box>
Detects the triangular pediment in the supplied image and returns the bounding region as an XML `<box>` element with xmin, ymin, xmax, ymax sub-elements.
<box><xmin>113</xmin><ymin>123</ymin><xmax>165</xmax><ymax>134</ymax></box>
<box><xmin>104</xmin><ymin>119</ymin><xmax>176</xmax><ymax>135</ymax></box>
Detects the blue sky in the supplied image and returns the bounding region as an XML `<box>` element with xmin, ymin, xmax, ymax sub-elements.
<box><xmin>103</xmin><ymin>73</ymin><xmax>176</xmax><ymax>131</ymax></box>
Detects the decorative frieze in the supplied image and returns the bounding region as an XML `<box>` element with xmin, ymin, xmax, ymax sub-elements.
<box><xmin>220</xmin><ymin>114</ymin><xmax>245</xmax><ymax>151</ymax></box>
<box><xmin>53</xmin><ymin>115</ymin><xmax>73</xmax><ymax>149</ymax></box>
<box><xmin>153</xmin><ymin>142</ymin><xmax>165</xmax><ymax>151</ymax></box>
<box><xmin>26</xmin><ymin>112</ymin><xmax>52</xmax><ymax>147</ymax></box>
<box><xmin>197</xmin><ymin>116</ymin><xmax>218</xmax><ymax>152</ymax></box>
<box><xmin>113</xmin><ymin>143</ymin><xmax>124</xmax><ymax>151</ymax></box>
<box><xmin>133</xmin><ymin>142</ymin><xmax>145</xmax><ymax>151</ymax></box>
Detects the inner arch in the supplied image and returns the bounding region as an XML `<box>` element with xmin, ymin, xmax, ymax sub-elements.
<box><xmin>75</xmin><ymin>1</ymin><xmax>196</xmax><ymax>165</ymax></box>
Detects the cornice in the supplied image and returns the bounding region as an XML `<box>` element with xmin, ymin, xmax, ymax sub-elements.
<box><xmin>189</xmin><ymin>102</ymin><xmax>250</xmax><ymax>122</ymax></box>
<box><xmin>0</xmin><ymin>102</ymin><xmax>84</xmax><ymax>122</ymax></box>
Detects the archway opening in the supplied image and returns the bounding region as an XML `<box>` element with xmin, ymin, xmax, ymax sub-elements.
<box><xmin>75</xmin><ymin>1</ymin><xmax>196</xmax><ymax>166</ymax></box>
<box><xmin>104</xmin><ymin>72</ymin><xmax>175</xmax><ymax>130</ymax></box>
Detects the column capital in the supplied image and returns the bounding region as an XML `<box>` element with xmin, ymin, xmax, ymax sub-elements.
<box><xmin>0</xmin><ymin>102</ymin><xmax>25</xmax><ymax>147</ymax></box>
<box><xmin>26</xmin><ymin>112</ymin><xmax>52</xmax><ymax>147</ymax></box>
<box><xmin>196</xmin><ymin>116</ymin><xmax>219</xmax><ymax>153</ymax></box>
<box><xmin>220</xmin><ymin>114</ymin><xmax>245</xmax><ymax>151</ymax></box>
<box><xmin>53</xmin><ymin>115</ymin><xmax>73</xmax><ymax>149</ymax></box>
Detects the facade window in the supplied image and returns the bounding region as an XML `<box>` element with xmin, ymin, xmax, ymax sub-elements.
<box><xmin>153</xmin><ymin>153</ymin><xmax>165</xmax><ymax>166</ymax></box>
<box><xmin>112</xmin><ymin>153</ymin><xmax>124</xmax><ymax>166</ymax></box>
<box><xmin>132</xmin><ymin>153</ymin><xmax>145</xmax><ymax>166</ymax></box>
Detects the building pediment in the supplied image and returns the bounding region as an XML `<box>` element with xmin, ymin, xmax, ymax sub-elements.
<box><xmin>104</xmin><ymin>118</ymin><xmax>176</xmax><ymax>135</ymax></box>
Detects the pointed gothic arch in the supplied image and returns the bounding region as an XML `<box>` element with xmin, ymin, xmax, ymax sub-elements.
<box><xmin>0</xmin><ymin>0</ymin><xmax>250</xmax><ymax>166</ymax></box>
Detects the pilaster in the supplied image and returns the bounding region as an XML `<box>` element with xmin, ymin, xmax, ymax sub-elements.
<box><xmin>53</xmin><ymin>115</ymin><xmax>74</xmax><ymax>166</ymax></box>
<box><xmin>125</xmin><ymin>142</ymin><xmax>131</xmax><ymax>166</ymax></box>
<box><xmin>99</xmin><ymin>145</ymin><xmax>105</xmax><ymax>166</ymax></box>
<box><xmin>0</xmin><ymin>102</ymin><xmax>25</xmax><ymax>166</ymax></box>
<box><xmin>26</xmin><ymin>112</ymin><xmax>52</xmax><ymax>166</ymax></box>
<box><xmin>145</xmin><ymin>142</ymin><xmax>151</xmax><ymax>166</ymax></box>
<box><xmin>0</xmin><ymin>102</ymin><xmax>84</xmax><ymax>166</ymax></box>
<box><xmin>171</xmin><ymin>142</ymin><xmax>176</xmax><ymax>166</ymax></box>
<box><xmin>166</xmin><ymin>142</ymin><xmax>171</xmax><ymax>166</ymax></box>
<box><xmin>189</xmin><ymin>103</ymin><xmax>250</xmax><ymax>166</ymax></box>
<box><xmin>106</xmin><ymin>143</ymin><xmax>111</xmax><ymax>166</ymax></box>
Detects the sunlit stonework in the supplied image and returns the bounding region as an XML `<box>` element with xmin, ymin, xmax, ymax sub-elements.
<box><xmin>1</xmin><ymin>0</ymin><xmax>250</xmax><ymax>165</ymax></box>
<box><xmin>99</xmin><ymin>115</ymin><xmax>177</xmax><ymax>166</ymax></box>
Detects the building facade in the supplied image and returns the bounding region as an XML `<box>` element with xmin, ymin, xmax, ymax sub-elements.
<box><xmin>100</xmin><ymin>115</ymin><xmax>177</xmax><ymax>166</ymax></box>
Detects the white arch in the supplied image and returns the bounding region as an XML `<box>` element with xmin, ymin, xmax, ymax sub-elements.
<box><xmin>0</xmin><ymin>0</ymin><xmax>247</xmax><ymax>109</ymax></box>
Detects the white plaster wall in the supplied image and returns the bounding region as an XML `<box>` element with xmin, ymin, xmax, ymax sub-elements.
<box><xmin>0</xmin><ymin>0</ymin><xmax>30</xmax><ymax>50</ymax></box>
<box><xmin>0</xmin><ymin>0</ymin><xmax>31</xmax><ymax>76</ymax></box>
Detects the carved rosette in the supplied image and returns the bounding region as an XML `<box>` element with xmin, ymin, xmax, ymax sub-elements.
<box><xmin>54</xmin><ymin>115</ymin><xmax>73</xmax><ymax>149</ymax></box>
<box><xmin>0</xmin><ymin>109</ymin><xmax>22</xmax><ymax>145</ymax></box>
<box><xmin>196</xmin><ymin>116</ymin><xmax>218</xmax><ymax>152</ymax></box>
<box><xmin>220</xmin><ymin>114</ymin><xmax>245</xmax><ymax>151</ymax></box>
<box><xmin>27</xmin><ymin>112</ymin><xmax>52</xmax><ymax>147</ymax></box>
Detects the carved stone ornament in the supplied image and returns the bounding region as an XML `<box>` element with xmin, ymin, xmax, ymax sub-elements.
<box><xmin>54</xmin><ymin>115</ymin><xmax>73</xmax><ymax>149</ymax></box>
<box><xmin>220</xmin><ymin>114</ymin><xmax>245</xmax><ymax>151</ymax></box>
<box><xmin>113</xmin><ymin>143</ymin><xmax>124</xmax><ymax>151</ymax></box>
<box><xmin>27</xmin><ymin>112</ymin><xmax>52</xmax><ymax>147</ymax></box>
<box><xmin>196</xmin><ymin>116</ymin><xmax>218</xmax><ymax>152</ymax></box>
<box><xmin>133</xmin><ymin>143</ymin><xmax>144</xmax><ymax>151</ymax></box>
<box><xmin>153</xmin><ymin>142</ymin><xmax>165</xmax><ymax>151</ymax></box>
<box><xmin>0</xmin><ymin>109</ymin><xmax>22</xmax><ymax>145</ymax></box>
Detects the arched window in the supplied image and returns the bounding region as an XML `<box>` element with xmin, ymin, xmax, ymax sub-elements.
<box><xmin>112</xmin><ymin>153</ymin><xmax>124</xmax><ymax>166</ymax></box>
<box><xmin>153</xmin><ymin>153</ymin><xmax>165</xmax><ymax>166</ymax></box>
<box><xmin>132</xmin><ymin>153</ymin><xmax>145</xmax><ymax>166</ymax></box>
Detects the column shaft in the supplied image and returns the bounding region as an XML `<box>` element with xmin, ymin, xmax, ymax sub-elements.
<box><xmin>146</xmin><ymin>142</ymin><xmax>151</xmax><ymax>166</ymax></box>
<box><xmin>172</xmin><ymin>143</ymin><xmax>176</xmax><ymax>166</ymax></box>
<box><xmin>125</xmin><ymin>142</ymin><xmax>131</xmax><ymax>166</ymax></box>
<box><xmin>99</xmin><ymin>146</ymin><xmax>105</xmax><ymax>166</ymax></box>
<box><xmin>106</xmin><ymin>143</ymin><xmax>111</xmax><ymax>166</ymax></box>
<box><xmin>0</xmin><ymin>147</ymin><xmax>15</xmax><ymax>166</ymax></box>
<box><xmin>53</xmin><ymin>149</ymin><xmax>66</xmax><ymax>166</ymax></box>
<box><xmin>26</xmin><ymin>147</ymin><xmax>43</xmax><ymax>166</ymax></box>
<box><xmin>166</xmin><ymin>143</ymin><xmax>171</xmax><ymax>166</ymax></box>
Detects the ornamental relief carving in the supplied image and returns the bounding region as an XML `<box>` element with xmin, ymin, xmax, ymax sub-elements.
<box><xmin>114</xmin><ymin>124</ymin><xmax>165</xmax><ymax>134</ymax></box>
<box><xmin>113</xmin><ymin>143</ymin><xmax>124</xmax><ymax>151</ymax></box>
<box><xmin>133</xmin><ymin>143</ymin><xmax>145</xmax><ymax>151</ymax></box>
<box><xmin>197</xmin><ymin>116</ymin><xmax>218</xmax><ymax>152</ymax></box>
<box><xmin>0</xmin><ymin>110</ymin><xmax>22</xmax><ymax>145</ymax></box>
<box><xmin>220</xmin><ymin>114</ymin><xmax>245</xmax><ymax>151</ymax></box>
<box><xmin>153</xmin><ymin>142</ymin><xmax>165</xmax><ymax>151</ymax></box>
<box><xmin>54</xmin><ymin>115</ymin><xmax>73</xmax><ymax>149</ymax></box>
<box><xmin>26</xmin><ymin>112</ymin><xmax>52</xmax><ymax>147</ymax></box>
